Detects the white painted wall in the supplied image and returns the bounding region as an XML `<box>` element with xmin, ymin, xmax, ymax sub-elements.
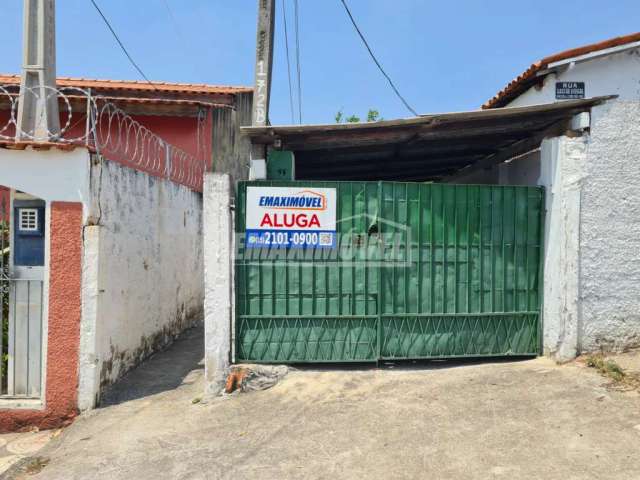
<box><xmin>537</xmin><ymin>136</ymin><xmax>586</xmax><ymax>360</ymax></box>
<box><xmin>500</xmin><ymin>46</ymin><xmax>640</xmax><ymax>355</ymax></box>
<box><xmin>79</xmin><ymin>158</ymin><xmax>204</xmax><ymax>409</ymax></box>
<box><xmin>0</xmin><ymin>147</ymin><xmax>90</xmax><ymax>204</ymax></box>
<box><xmin>508</xmin><ymin>47</ymin><xmax>640</xmax><ymax>107</ymax></box>
<box><xmin>203</xmin><ymin>173</ymin><xmax>232</xmax><ymax>396</ymax></box>
<box><xmin>578</xmin><ymin>102</ymin><xmax>640</xmax><ymax>351</ymax></box>
<box><xmin>0</xmin><ymin>147</ymin><xmax>91</xmax><ymax>406</ymax></box>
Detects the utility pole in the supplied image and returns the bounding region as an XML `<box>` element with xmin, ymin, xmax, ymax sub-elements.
<box><xmin>251</xmin><ymin>0</ymin><xmax>275</xmax><ymax>160</ymax></box>
<box><xmin>16</xmin><ymin>0</ymin><xmax>60</xmax><ymax>141</ymax></box>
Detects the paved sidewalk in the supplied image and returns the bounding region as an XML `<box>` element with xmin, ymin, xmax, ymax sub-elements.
<box><xmin>0</xmin><ymin>429</ymin><xmax>56</xmax><ymax>477</ymax></box>
<box><xmin>9</xmin><ymin>326</ymin><xmax>640</xmax><ymax>480</ymax></box>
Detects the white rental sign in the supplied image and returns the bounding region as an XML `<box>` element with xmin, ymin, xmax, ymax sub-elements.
<box><xmin>245</xmin><ymin>186</ymin><xmax>337</xmax><ymax>248</ymax></box>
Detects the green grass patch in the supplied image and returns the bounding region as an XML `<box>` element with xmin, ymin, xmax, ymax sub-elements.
<box><xmin>586</xmin><ymin>354</ymin><xmax>627</xmax><ymax>383</ymax></box>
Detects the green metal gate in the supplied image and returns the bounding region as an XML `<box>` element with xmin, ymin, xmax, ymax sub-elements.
<box><xmin>235</xmin><ymin>181</ymin><xmax>544</xmax><ymax>363</ymax></box>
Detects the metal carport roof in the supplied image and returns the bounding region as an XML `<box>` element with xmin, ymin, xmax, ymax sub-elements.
<box><xmin>242</xmin><ymin>96</ymin><xmax>613</xmax><ymax>182</ymax></box>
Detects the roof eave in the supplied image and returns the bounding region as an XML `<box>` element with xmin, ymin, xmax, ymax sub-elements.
<box><xmin>243</xmin><ymin>96</ymin><xmax>614</xmax><ymax>143</ymax></box>
<box><xmin>483</xmin><ymin>31</ymin><xmax>640</xmax><ymax>109</ymax></box>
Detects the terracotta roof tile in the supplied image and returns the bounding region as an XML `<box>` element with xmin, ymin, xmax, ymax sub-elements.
<box><xmin>0</xmin><ymin>74</ymin><xmax>252</xmax><ymax>96</ymax></box>
<box><xmin>483</xmin><ymin>31</ymin><xmax>640</xmax><ymax>109</ymax></box>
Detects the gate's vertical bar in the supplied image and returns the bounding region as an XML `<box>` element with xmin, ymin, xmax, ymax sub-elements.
<box><xmin>404</xmin><ymin>183</ymin><xmax>409</xmax><ymax>317</ymax></box>
<box><xmin>491</xmin><ymin>187</ymin><xmax>496</xmax><ymax>313</ymax></box>
<box><xmin>364</xmin><ymin>185</ymin><xmax>369</xmax><ymax>319</ymax></box>
<box><xmin>501</xmin><ymin>187</ymin><xmax>507</xmax><ymax>313</ymax></box>
<box><xmin>271</xmin><ymin>247</ymin><xmax>276</xmax><ymax>317</ymax></box>
<box><xmin>467</xmin><ymin>186</ymin><xmax>472</xmax><ymax>313</ymax></box>
<box><xmin>513</xmin><ymin>187</ymin><xmax>519</xmax><ymax>313</ymax></box>
<box><xmin>479</xmin><ymin>188</ymin><xmax>484</xmax><ymax>314</ymax></box>
<box><xmin>537</xmin><ymin>187</ymin><xmax>546</xmax><ymax>354</ymax></box>
<box><xmin>298</xmin><ymin>186</ymin><xmax>303</xmax><ymax>317</ymax></box>
<box><xmin>242</xmin><ymin>185</ymin><xmax>250</xmax><ymax>357</ymax></box>
<box><xmin>430</xmin><ymin>185</ymin><xmax>435</xmax><ymax>315</ymax></box>
<box><xmin>453</xmin><ymin>186</ymin><xmax>458</xmax><ymax>314</ymax></box>
<box><xmin>338</xmin><ymin>183</ymin><xmax>343</xmax><ymax>319</ymax></box>
<box><xmin>442</xmin><ymin>186</ymin><xmax>447</xmax><ymax>314</ymax></box>
<box><xmin>285</xmin><ymin>218</ymin><xmax>290</xmax><ymax>319</ymax></box>
<box><xmin>351</xmin><ymin>183</ymin><xmax>356</xmax><ymax>317</ymax></box>
<box><xmin>391</xmin><ymin>183</ymin><xmax>396</xmax><ymax>315</ymax></box>
<box><xmin>525</xmin><ymin>189</ymin><xmax>530</xmax><ymax>313</ymax></box>
<box><xmin>417</xmin><ymin>185</ymin><xmax>422</xmax><ymax>314</ymax></box>
<box><xmin>324</xmin><ymin>181</ymin><xmax>330</xmax><ymax>321</ymax></box>
<box><xmin>377</xmin><ymin>181</ymin><xmax>383</xmax><ymax>361</ymax></box>
<box><xmin>311</xmin><ymin>215</ymin><xmax>316</xmax><ymax>317</ymax></box>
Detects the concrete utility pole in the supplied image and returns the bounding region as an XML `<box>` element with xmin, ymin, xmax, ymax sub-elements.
<box><xmin>251</xmin><ymin>0</ymin><xmax>275</xmax><ymax>159</ymax></box>
<box><xmin>16</xmin><ymin>0</ymin><xmax>60</xmax><ymax>141</ymax></box>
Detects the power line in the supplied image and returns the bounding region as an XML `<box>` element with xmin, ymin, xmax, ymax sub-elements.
<box><xmin>338</xmin><ymin>0</ymin><xmax>418</xmax><ymax>116</ymax></box>
<box><xmin>160</xmin><ymin>0</ymin><xmax>186</xmax><ymax>43</ymax></box>
<box><xmin>293</xmin><ymin>0</ymin><xmax>302</xmax><ymax>123</ymax></box>
<box><xmin>281</xmin><ymin>0</ymin><xmax>295</xmax><ymax>124</ymax></box>
<box><xmin>90</xmin><ymin>0</ymin><xmax>157</xmax><ymax>89</ymax></box>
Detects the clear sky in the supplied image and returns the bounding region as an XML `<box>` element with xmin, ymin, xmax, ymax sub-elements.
<box><xmin>1</xmin><ymin>1</ymin><xmax>639</xmax><ymax>125</ymax></box>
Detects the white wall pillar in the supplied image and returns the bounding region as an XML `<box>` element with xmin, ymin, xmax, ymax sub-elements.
<box><xmin>203</xmin><ymin>173</ymin><xmax>233</xmax><ymax>395</ymax></box>
<box><xmin>78</xmin><ymin>225</ymin><xmax>101</xmax><ymax>410</ymax></box>
<box><xmin>539</xmin><ymin>136</ymin><xmax>587</xmax><ymax>361</ymax></box>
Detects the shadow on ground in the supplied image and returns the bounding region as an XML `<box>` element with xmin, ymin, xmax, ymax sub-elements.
<box><xmin>286</xmin><ymin>355</ymin><xmax>536</xmax><ymax>373</ymax></box>
<box><xmin>99</xmin><ymin>321</ymin><xmax>535</xmax><ymax>406</ymax></box>
<box><xmin>99</xmin><ymin>324</ymin><xmax>205</xmax><ymax>407</ymax></box>
<box><xmin>27</xmin><ymin>329</ymin><xmax>640</xmax><ymax>479</ymax></box>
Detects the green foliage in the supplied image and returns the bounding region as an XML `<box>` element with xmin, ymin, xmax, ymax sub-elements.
<box><xmin>335</xmin><ymin>108</ymin><xmax>382</xmax><ymax>124</ymax></box>
<box><xmin>367</xmin><ymin>109</ymin><xmax>381</xmax><ymax>122</ymax></box>
<box><xmin>586</xmin><ymin>354</ymin><xmax>626</xmax><ymax>382</ymax></box>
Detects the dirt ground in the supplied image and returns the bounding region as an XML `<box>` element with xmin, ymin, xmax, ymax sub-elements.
<box><xmin>7</xmin><ymin>326</ymin><xmax>640</xmax><ymax>480</ymax></box>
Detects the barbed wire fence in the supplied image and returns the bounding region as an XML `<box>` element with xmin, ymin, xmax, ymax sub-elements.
<box><xmin>0</xmin><ymin>85</ymin><xmax>208</xmax><ymax>191</ymax></box>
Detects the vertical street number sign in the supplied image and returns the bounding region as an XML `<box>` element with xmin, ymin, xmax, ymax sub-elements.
<box><xmin>245</xmin><ymin>186</ymin><xmax>337</xmax><ymax>248</ymax></box>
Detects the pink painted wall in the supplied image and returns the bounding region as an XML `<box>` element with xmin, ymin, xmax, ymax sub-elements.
<box><xmin>91</xmin><ymin>110</ymin><xmax>212</xmax><ymax>190</ymax></box>
<box><xmin>1</xmin><ymin>106</ymin><xmax>213</xmax><ymax>191</ymax></box>
<box><xmin>133</xmin><ymin>112</ymin><xmax>212</xmax><ymax>160</ymax></box>
<box><xmin>0</xmin><ymin>202</ymin><xmax>82</xmax><ymax>432</ymax></box>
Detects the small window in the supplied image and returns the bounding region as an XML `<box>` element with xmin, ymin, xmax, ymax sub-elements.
<box><xmin>19</xmin><ymin>208</ymin><xmax>38</xmax><ymax>232</ymax></box>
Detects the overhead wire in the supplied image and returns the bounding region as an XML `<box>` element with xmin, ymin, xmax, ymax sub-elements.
<box><xmin>338</xmin><ymin>0</ymin><xmax>418</xmax><ymax>116</ymax></box>
<box><xmin>293</xmin><ymin>0</ymin><xmax>303</xmax><ymax>123</ymax></box>
<box><xmin>160</xmin><ymin>0</ymin><xmax>185</xmax><ymax>42</ymax></box>
<box><xmin>281</xmin><ymin>0</ymin><xmax>296</xmax><ymax>124</ymax></box>
<box><xmin>89</xmin><ymin>0</ymin><xmax>158</xmax><ymax>90</ymax></box>
<box><xmin>158</xmin><ymin>0</ymin><xmax>209</xmax><ymax>81</ymax></box>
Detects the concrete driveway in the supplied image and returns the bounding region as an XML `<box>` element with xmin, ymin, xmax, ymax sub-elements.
<box><xmin>11</xmin><ymin>326</ymin><xmax>640</xmax><ymax>480</ymax></box>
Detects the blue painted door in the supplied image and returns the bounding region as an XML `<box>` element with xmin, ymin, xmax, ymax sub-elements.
<box><xmin>13</xmin><ymin>203</ymin><xmax>45</xmax><ymax>267</ymax></box>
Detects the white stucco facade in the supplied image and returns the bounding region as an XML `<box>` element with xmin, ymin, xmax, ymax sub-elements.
<box><xmin>508</xmin><ymin>47</ymin><xmax>640</xmax><ymax>108</ymax></box>
<box><xmin>496</xmin><ymin>44</ymin><xmax>640</xmax><ymax>357</ymax></box>
<box><xmin>0</xmin><ymin>147</ymin><xmax>92</xmax><ymax>408</ymax></box>
<box><xmin>0</xmin><ymin>147</ymin><xmax>91</xmax><ymax>205</ymax></box>
<box><xmin>78</xmin><ymin>158</ymin><xmax>204</xmax><ymax>410</ymax></box>
<box><xmin>578</xmin><ymin>101</ymin><xmax>640</xmax><ymax>351</ymax></box>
